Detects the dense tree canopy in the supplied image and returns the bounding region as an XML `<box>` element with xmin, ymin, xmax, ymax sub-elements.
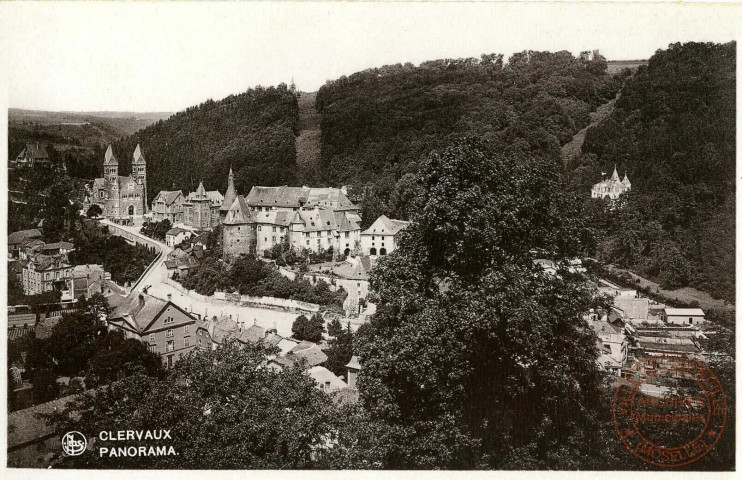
<box><xmin>349</xmin><ymin>138</ymin><xmax>609</xmax><ymax>468</ymax></box>
<box><xmin>313</xmin><ymin>50</ymin><xmax>620</xmax><ymax>226</ymax></box>
<box><xmin>572</xmin><ymin>42</ymin><xmax>735</xmax><ymax>300</ymax></box>
<box><xmin>113</xmin><ymin>84</ymin><xmax>299</xmax><ymax>203</ymax></box>
<box><xmin>47</xmin><ymin>340</ymin><xmax>338</xmax><ymax>469</ymax></box>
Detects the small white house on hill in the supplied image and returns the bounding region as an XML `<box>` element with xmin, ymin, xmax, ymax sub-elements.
<box><xmin>662</xmin><ymin>308</ymin><xmax>705</xmax><ymax>326</ymax></box>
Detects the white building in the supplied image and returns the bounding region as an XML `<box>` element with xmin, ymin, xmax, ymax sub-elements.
<box><xmin>591</xmin><ymin>166</ymin><xmax>631</xmax><ymax>200</ymax></box>
<box><xmin>360</xmin><ymin>215</ymin><xmax>410</xmax><ymax>256</ymax></box>
<box><xmin>165</xmin><ymin>227</ymin><xmax>192</xmax><ymax>248</ymax></box>
<box><xmin>663</xmin><ymin>308</ymin><xmax>706</xmax><ymax>326</ymax></box>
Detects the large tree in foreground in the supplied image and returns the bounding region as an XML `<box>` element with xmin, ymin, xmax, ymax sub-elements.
<box><xmin>47</xmin><ymin>340</ymin><xmax>338</xmax><ymax>469</ymax></box>
<box><xmin>349</xmin><ymin>138</ymin><xmax>607</xmax><ymax>468</ymax></box>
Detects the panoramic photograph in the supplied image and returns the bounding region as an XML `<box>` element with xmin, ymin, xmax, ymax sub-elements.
<box><xmin>3</xmin><ymin>2</ymin><xmax>738</xmax><ymax>473</ymax></box>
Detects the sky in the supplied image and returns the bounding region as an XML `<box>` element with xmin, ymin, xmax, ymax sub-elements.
<box><xmin>1</xmin><ymin>2</ymin><xmax>740</xmax><ymax>113</ymax></box>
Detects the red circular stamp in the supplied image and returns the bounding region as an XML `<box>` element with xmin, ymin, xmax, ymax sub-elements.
<box><xmin>613</xmin><ymin>354</ymin><xmax>727</xmax><ymax>467</ymax></box>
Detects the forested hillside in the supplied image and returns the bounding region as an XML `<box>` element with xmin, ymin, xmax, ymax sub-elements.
<box><xmin>313</xmin><ymin>51</ymin><xmax>623</xmax><ymax>225</ymax></box>
<box><xmin>114</xmin><ymin>84</ymin><xmax>299</xmax><ymax>200</ymax></box>
<box><xmin>570</xmin><ymin>42</ymin><xmax>736</xmax><ymax>301</ymax></box>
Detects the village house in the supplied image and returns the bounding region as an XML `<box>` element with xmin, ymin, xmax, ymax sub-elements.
<box><xmin>8</xmin><ymin>228</ymin><xmax>43</xmax><ymax>258</ymax></box>
<box><xmin>662</xmin><ymin>307</ymin><xmax>706</xmax><ymax>326</ymax></box>
<box><xmin>14</xmin><ymin>142</ymin><xmax>51</xmax><ymax>169</ymax></box>
<box><xmin>308</xmin><ymin>366</ymin><xmax>348</xmax><ymax>393</ymax></box>
<box><xmin>22</xmin><ymin>254</ymin><xmax>73</xmax><ymax>296</ymax></box>
<box><xmin>360</xmin><ymin>215</ymin><xmax>410</xmax><ymax>256</ymax></box>
<box><xmin>151</xmin><ymin>190</ymin><xmax>185</xmax><ymax>224</ymax></box>
<box><xmin>39</xmin><ymin>241</ymin><xmax>75</xmax><ymax>258</ymax></box>
<box><xmin>591</xmin><ymin>166</ymin><xmax>631</xmax><ymax>200</ymax></box>
<box><xmin>19</xmin><ymin>238</ymin><xmax>46</xmax><ymax>261</ymax></box>
<box><xmin>70</xmin><ymin>264</ymin><xmax>110</xmax><ymax>299</ymax></box>
<box><xmin>588</xmin><ymin>317</ymin><xmax>628</xmax><ymax>376</ymax></box>
<box><xmin>87</xmin><ymin>145</ymin><xmax>148</xmax><ymax>219</ymax></box>
<box><xmin>165</xmin><ymin>227</ymin><xmax>192</xmax><ymax>248</ymax></box>
<box><xmin>306</xmin><ymin>255</ymin><xmax>374</xmax><ymax>316</ymax></box>
<box><xmin>107</xmin><ymin>293</ymin><xmax>200</xmax><ymax>369</ymax></box>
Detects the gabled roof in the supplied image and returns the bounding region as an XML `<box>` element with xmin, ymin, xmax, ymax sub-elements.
<box><xmin>239</xmin><ymin>324</ymin><xmax>265</xmax><ymax>344</ymax></box>
<box><xmin>154</xmin><ymin>190</ymin><xmax>183</xmax><ymax>205</ymax></box>
<box><xmin>40</xmin><ymin>241</ymin><xmax>74</xmax><ymax>251</ymax></box>
<box><xmin>293</xmin><ymin>208</ymin><xmax>341</xmax><ymax>232</ymax></box>
<box><xmin>289</xmin><ymin>341</ymin><xmax>328</xmax><ymax>367</ymax></box>
<box><xmin>361</xmin><ymin>215</ymin><xmax>410</xmax><ymax>236</ymax></box>
<box><xmin>8</xmin><ymin>228</ymin><xmax>42</xmax><ymax>245</ymax></box>
<box><xmin>17</xmin><ymin>143</ymin><xmax>49</xmax><ymax>161</ymax></box>
<box><xmin>255</xmin><ymin>210</ymin><xmax>294</xmax><ymax>227</ymax></box>
<box><xmin>166</xmin><ymin>227</ymin><xmax>187</xmax><ymax>236</ymax></box>
<box><xmin>132</xmin><ymin>144</ymin><xmax>146</xmax><ymax>164</ymax></box>
<box><xmin>28</xmin><ymin>253</ymin><xmax>71</xmax><ymax>271</ymax></box>
<box><xmin>109</xmin><ymin>293</ymin><xmax>170</xmax><ymax>333</ymax></box>
<box><xmin>308</xmin><ymin>366</ymin><xmax>347</xmax><ymax>391</ymax></box>
<box><xmin>104</xmin><ymin>145</ymin><xmax>118</xmax><ymax>165</ymax></box>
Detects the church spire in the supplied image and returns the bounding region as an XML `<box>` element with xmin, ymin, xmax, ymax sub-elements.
<box><xmin>132</xmin><ymin>143</ymin><xmax>146</xmax><ymax>164</ymax></box>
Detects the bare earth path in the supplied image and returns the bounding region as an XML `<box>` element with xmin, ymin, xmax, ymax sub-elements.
<box><xmin>561</xmin><ymin>95</ymin><xmax>618</xmax><ymax>167</ymax></box>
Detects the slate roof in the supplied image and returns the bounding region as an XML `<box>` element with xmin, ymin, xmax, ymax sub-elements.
<box><xmin>345</xmin><ymin>355</ymin><xmax>361</xmax><ymax>370</ymax></box>
<box><xmin>239</xmin><ymin>324</ymin><xmax>266</xmax><ymax>343</ymax></box>
<box><xmin>246</xmin><ymin>186</ymin><xmax>357</xmax><ymax>211</ymax></box>
<box><xmin>220</xmin><ymin>168</ymin><xmax>238</xmax><ymax>212</ymax></box>
<box><xmin>166</xmin><ymin>227</ymin><xmax>188</xmax><ymax>237</ymax></box>
<box><xmin>293</xmin><ymin>209</ymin><xmax>341</xmax><ymax>232</ymax></box>
<box><xmin>109</xmin><ymin>294</ymin><xmax>170</xmax><ymax>333</ymax></box>
<box><xmin>103</xmin><ymin>145</ymin><xmax>118</xmax><ymax>165</ymax></box>
<box><xmin>8</xmin><ymin>229</ymin><xmax>42</xmax><ymax>245</ymax></box>
<box><xmin>613</xmin><ymin>297</ymin><xmax>650</xmax><ymax>321</ymax></box>
<box><xmin>255</xmin><ymin>210</ymin><xmax>294</xmax><ymax>227</ymax></box>
<box><xmin>8</xmin><ymin>393</ymin><xmax>81</xmax><ymax>450</ymax></box>
<box><xmin>289</xmin><ymin>341</ymin><xmax>328</xmax><ymax>367</ymax></box>
<box><xmin>262</xmin><ymin>332</ymin><xmax>283</xmax><ymax>347</ymax></box>
<box><xmin>132</xmin><ymin>144</ymin><xmax>146</xmax><ymax>164</ymax></box>
<box><xmin>308</xmin><ymin>366</ymin><xmax>347</xmax><ymax>391</ymax></box>
<box><xmin>309</xmin><ymin>256</ymin><xmax>374</xmax><ymax>281</ymax></box>
<box><xmin>28</xmin><ymin>254</ymin><xmax>71</xmax><ymax>271</ymax></box>
<box><xmin>40</xmin><ymin>241</ymin><xmax>74</xmax><ymax>251</ymax></box>
<box><xmin>17</xmin><ymin>143</ymin><xmax>49</xmax><ymax>161</ymax></box>
<box><xmin>154</xmin><ymin>190</ymin><xmax>184</xmax><ymax>205</ymax></box>
<box><xmin>361</xmin><ymin>215</ymin><xmax>410</xmax><ymax>236</ymax></box>
<box><xmin>223</xmin><ymin>195</ymin><xmax>256</xmax><ymax>225</ymax></box>
<box><xmin>209</xmin><ymin>315</ymin><xmax>241</xmax><ymax>344</ymax></box>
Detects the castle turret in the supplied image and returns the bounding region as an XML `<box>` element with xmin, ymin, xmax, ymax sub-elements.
<box><xmin>220</xmin><ymin>167</ymin><xmax>238</xmax><ymax>220</ymax></box>
<box><xmin>132</xmin><ymin>144</ymin><xmax>148</xmax><ymax>213</ymax></box>
<box><xmin>610</xmin><ymin>165</ymin><xmax>619</xmax><ymax>182</ymax></box>
<box><xmin>622</xmin><ymin>173</ymin><xmax>631</xmax><ymax>188</ymax></box>
<box><xmin>222</xmin><ymin>196</ymin><xmax>256</xmax><ymax>262</ymax></box>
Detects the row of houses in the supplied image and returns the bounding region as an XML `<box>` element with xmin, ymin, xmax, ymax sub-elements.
<box><xmin>588</xmin><ymin>280</ymin><xmax>709</xmax><ymax>376</ymax></box>
<box><xmin>105</xmin><ymin>292</ymin><xmax>361</xmax><ymax>392</ymax></box>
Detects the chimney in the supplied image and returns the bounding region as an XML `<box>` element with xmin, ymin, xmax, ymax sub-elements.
<box><xmin>167</xmin><ymin>293</ymin><xmax>172</xmax><ymax>302</ymax></box>
<box><xmin>138</xmin><ymin>294</ymin><xmax>145</xmax><ymax>308</ymax></box>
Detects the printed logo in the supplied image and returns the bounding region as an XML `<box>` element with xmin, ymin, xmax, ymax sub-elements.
<box><xmin>61</xmin><ymin>431</ymin><xmax>88</xmax><ymax>456</ymax></box>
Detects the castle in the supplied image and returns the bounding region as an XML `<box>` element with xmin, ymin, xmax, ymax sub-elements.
<box><xmin>88</xmin><ymin>145</ymin><xmax>148</xmax><ymax>219</ymax></box>
<box><xmin>221</xmin><ymin>179</ymin><xmax>362</xmax><ymax>262</ymax></box>
<box><xmin>591</xmin><ymin>166</ymin><xmax>631</xmax><ymax>200</ymax></box>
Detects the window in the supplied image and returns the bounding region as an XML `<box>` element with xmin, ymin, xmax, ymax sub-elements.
<box><xmin>258</xmin><ymin>226</ymin><xmax>262</xmax><ymax>231</ymax></box>
<box><xmin>272</xmin><ymin>236</ymin><xmax>276</xmax><ymax>243</ymax></box>
<box><xmin>184</xmin><ymin>337</ymin><xmax>190</xmax><ymax>347</ymax></box>
<box><xmin>306</xmin><ymin>239</ymin><xmax>309</xmax><ymax>246</ymax></box>
<box><xmin>149</xmin><ymin>333</ymin><xmax>155</xmax><ymax>342</ymax></box>
<box><xmin>166</xmin><ymin>341</ymin><xmax>174</xmax><ymax>352</ymax></box>
<box><xmin>164</xmin><ymin>316</ymin><xmax>174</xmax><ymax>324</ymax></box>
<box><xmin>166</xmin><ymin>329</ymin><xmax>174</xmax><ymax>338</ymax></box>
<box><xmin>272</xmin><ymin>227</ymin><xmax>276</xmax><ymax>232</ymax></box>
<box><xmin>317</xmin><ymin>239</ymin><xmax>321</xmax><ymax>245</ymax></box>
<box><xmin>689</xmin><ymin>318</ymin><xmax>693</xmax><ymax>324</ymax></box>
<box><xmin>345</xmin><ymin>232</ymin><xmax>349</xmax><ymax>238</ymax></box>
<box><xmin>148</xmin><ymin>345</ymin><xmax>157</xmax><ymax>353</ymax></box>
<box><xmin>184</xmin><ymin>325</ymin><xmax>190</xmax><ymax>334</ymax></box>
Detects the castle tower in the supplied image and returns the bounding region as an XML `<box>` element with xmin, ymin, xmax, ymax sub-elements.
<box><xmin>222</xmin><ymin>196</ymin><xmax>256</xmax><ymax>262</ymax></box>
<box><xmin>220</xmin><ymin>167</ymin><xmax>238</xmax><ymax>222</ymax></box>
<box><xmin>132</xmin><ymin>144</ymin><xmax>148</xmax><ymax>213</ymax></box>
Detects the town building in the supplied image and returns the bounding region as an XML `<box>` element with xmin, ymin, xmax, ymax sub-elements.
<box><xmin>70</xmin><ymin>264</ymin><xmax>109</xmax><ymax>299</ymax></box>
<box><xmin>165</xmin><ymin>227</ymin><xmax>192</xmax><ymax>248</ymax></box>
<box><xmin>22</xmin><ymin>254</ymin><xmax>73</xmax><ymax>296</ymax></box>
<box><xmin>88</xmin><ymin>145</ymin><xmax>148</xmax><ymax>219</ymax></box>
<box><xmin>589</xmin><ymin>318</ymin><xmax>628</xmax><ymax>376</ymax></box>
<box><xmin>306</xmin><ymin>255</ymin><xmax>375</xmax><ymax>316</ymax></box>
<box><xmin>107</xmin><ymin>293</ymin><xmax>200</xmax><ymax>369</ymax></box>
<box><xmin>308</xmin><ymin>366</ymin><xmax>348</xmax><ymax>393</ymax></box>
<box><xmin>246</xmin><ymin>185</ymin><xmax>359</xmax><ymax>216</ymax></box>
<box><xmin>662</xmin><ymin>308</ymin><xmax>706</xmax><ymax>326</ymax></box>
<box><xmin>591</xmin><ymin>166</ymin><xmax>631</xmax><ymax>200</ymax></box>
<box><xmin>182</xmin><ymin>181</ymin><xmax>223</xmax><ymax>230</ymax></box>
<box><xmin>13</xmin><ymin>143</ymin><xmax>51</xmax><ymax>169</ymax></box>
<box><xmin>222</xmin><ymin>196</ymin><xmax>258</xmax><ymax>263</ymax></box>
<box><xmin>360</xmin><ymin>215</ymin><xmax>410</xmax><ymax>256</ymax></box>
<box><xmin>151</xmin><ymin>190</ymin><xmax>185</xmax><ymax>224</ymax></box>
<box><xmin>8</xmin><ymin>229</ymin><xmax>43</xmax><ymax>258</ymax></box>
